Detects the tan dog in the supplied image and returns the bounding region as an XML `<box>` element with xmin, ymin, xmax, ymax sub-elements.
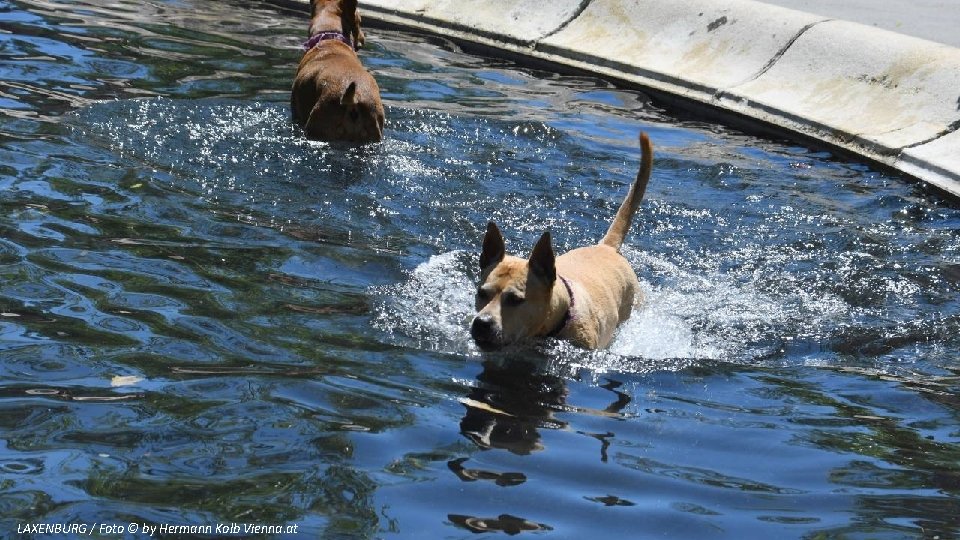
<box><xmin>471</xmin><ymin>132</ymin><xmax>653</xmax><ymax>350</ymax></box>
<box><xmin>290</xmin><ymin>0</ymin><xmax>385</xmax><ymax>142</ymax></box>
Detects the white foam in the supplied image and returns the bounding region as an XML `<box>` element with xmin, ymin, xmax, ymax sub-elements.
<box><xmin>372</xmin><ymin>249</ymin><xmax>724</xmax><ymax>363</ymax></box>
<box><xmin>372</xmin><ymin>250</ymin><xmax>477</xmax><ymax>354</ymax></box>
<box><xmin>608</xmin><ymin>280</ymin><xmax>724</xmax><ymax>360</ymax></box>
<box><xmin>373</xmin><ymin>246</ymin><xmax>851</xmax><ymax>369</ymax></box>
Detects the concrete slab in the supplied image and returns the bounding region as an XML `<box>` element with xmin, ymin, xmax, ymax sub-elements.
<box><xmin>351</xmin><ymin>0</ymin><xmax>960</xmax><ymax>198</ymax></box>
<box><xmin>757</xmin><ymin>0</ymin><xmax>960</xmax><ymax>48</ymax></box>
<box><xmin>726</xmin><ymin>20</ymin><xmax>960</xmax><ymax>156</ymax></box>
<box><xmin>900</xmin><ymin>130</ymin><xmax>960</xmax><ymax>196</ymax></box>
<box><xmin>362</xmin><ymin>0</ymin><xmax>586</xmax><ymax>44</ymax></box>
<box><xmin>538</xmin><ymin>0</ymin><xmax>826</xmax><ymax>90</ymax></box>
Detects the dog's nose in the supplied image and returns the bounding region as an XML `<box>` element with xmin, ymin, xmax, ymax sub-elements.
<box><xmin>471</xmin><ymin>315</ymin><xmax>498</xmax><ymax>348</ymax></box>
<box><xmin>471</xmin><ymin>315</ymin><xmax>493</xmax><ymax>338</ymax></box>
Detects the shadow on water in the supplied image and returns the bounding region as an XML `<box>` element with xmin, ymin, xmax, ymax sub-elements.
<box><xmin>1</xmin><ymin>0</ymin><xmax>959</xmax><ymax>538</ymax></box>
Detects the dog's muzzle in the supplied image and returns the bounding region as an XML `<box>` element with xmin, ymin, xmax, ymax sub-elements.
<box><xmin>470</xmin><ymin>315</ymin><xmax>501</xmax><ymax>350</ymax></box>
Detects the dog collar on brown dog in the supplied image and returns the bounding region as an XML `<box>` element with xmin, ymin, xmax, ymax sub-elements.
<box><xmin>302</xmin><ymin>31</ymin><xmax>354</xmax><ymax>51</ymax></box>
<box><xmin>547</xmin><ymin>276</ymin><xmax>575</xmax><ymax>338</ymax></box>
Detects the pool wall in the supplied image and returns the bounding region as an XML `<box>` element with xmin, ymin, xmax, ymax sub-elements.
<box><xmin>295</xmin><ymin>0</ymin><xmax>960</xmax><ymax>198</ymax></box>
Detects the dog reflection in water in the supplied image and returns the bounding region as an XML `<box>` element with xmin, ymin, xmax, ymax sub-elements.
<box><xmin>448</xmin><ymin>358</ymin><xmax>632</xmax><ymax>534</ymax></box>
<box><xmin>459</xmin><ymin>359</ymin><xmax>567</xmax><ymax>455</ymax></box>
<box><xmin>447</xmin><ymin>513</ymin><xmax>552</xmax><ymax>535</ymax></box>
<box><xmin>458</xmin><ymin>358</ymin><xmax>632</xmax><ymax>455</ymax></box>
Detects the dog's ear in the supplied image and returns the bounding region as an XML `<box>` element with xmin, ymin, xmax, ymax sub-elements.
<box><xmin>480</xmin><ymin>221</ymin><xmax>505</xmax><ymax>270</ymax></box>
<box><xmin>341</xmin><ymin>0</ymin><xmax>358</xmax><ymax>15</ymax></box>
<box><xmin>528</xmin><ymin>231</ymin><xmax>556</xmax><ymax>285</ymax></box>
<box><xmin>340</xmin><ymin>81</ymin><xmax>358</xmax><ymax>107</ymax></box>
<box><xmin>340</xmin><ymin>0</ymin><xmax>359</xmax><ymax>40</ymax></box>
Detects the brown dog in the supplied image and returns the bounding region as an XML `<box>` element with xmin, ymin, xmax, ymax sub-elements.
<box><xmin>290</xmin><ymin>0</ymin><xmax>385</xmax><ymax>142</ymax></box>
<box><xmin>471</xmin><ymin>133</ymin><xmax>654</xmax><ymax>350</ymax></box>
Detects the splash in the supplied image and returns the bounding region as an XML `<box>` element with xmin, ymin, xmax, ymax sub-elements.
<box><xmin>371</xmin><ymin>250</ymin><xmax>477</xmax><ymax>354</ymax></box>
<box><xmin>372</xmin><ymin>238</ymin><xmax>864</xmax><ymax>371</ymax></box>
<box><xmin>372</xmin><ymin>249</ymin><xmax>764</xmax><ymax>367</ymax></box>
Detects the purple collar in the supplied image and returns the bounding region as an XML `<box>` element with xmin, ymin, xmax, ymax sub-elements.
<box><xmin>547</xmin><ymin>276</ymin><xmax>575</xmax><ymax>338</ymax></box>
<box><xmin>303</xmin><ymin>30</ymin><xmax>354</xmax><ymax>51</ymax></box>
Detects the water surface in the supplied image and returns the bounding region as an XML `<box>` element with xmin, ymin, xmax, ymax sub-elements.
<box><xmin>1</xmin><ymin>0</ymin><xmax>959</xmax><ymax>538</ymax></box>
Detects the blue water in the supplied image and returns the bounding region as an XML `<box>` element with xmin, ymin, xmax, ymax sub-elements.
<box><xmin>1</xmin><ymin>0</ymin><xmax>959</xmax><ymax>538</ymax></box>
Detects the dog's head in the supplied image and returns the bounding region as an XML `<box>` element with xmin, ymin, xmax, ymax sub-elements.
<box><xmin>311</xmin><ymin>0</ymin><xmax>365</xmax><ymax>49</ymax></box>
<box><xmin>471</xmin><ymin>222</ymin><xmax>558</xmax><ymax>350</ymax></box>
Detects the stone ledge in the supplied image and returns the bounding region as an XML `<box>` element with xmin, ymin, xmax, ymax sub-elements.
<box><xmin>356</xmin><ymin>0</ymin><xmax>960</xmax><ymax>198</ymax></box>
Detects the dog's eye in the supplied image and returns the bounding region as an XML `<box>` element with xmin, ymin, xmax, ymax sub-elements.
<box><xmin>502</xmin><ymin>291</ymin><xmax>525</xmax><ymax>307</ymax></box>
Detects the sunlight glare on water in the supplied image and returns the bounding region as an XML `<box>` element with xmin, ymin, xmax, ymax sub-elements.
<box><xmin>1</xmin><ymin>0</ymin><xmax>959</xmax><ymax>538</ymax></box>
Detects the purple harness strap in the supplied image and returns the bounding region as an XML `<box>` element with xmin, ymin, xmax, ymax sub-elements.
<box><xmin>547</xmin><ymin>276</ymin><xmax>575</xmax><ymax>338</ymax></box>
<box><xmin>302</xmin><ymin>30</ymin><xmax>354</xmax><ymax>51</ymax></box>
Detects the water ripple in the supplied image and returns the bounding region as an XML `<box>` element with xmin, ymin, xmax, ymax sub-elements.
<box><xmin>1</xmin><ymin>1</ymin><xmax>958</xmax><ymax>538</ymax></box>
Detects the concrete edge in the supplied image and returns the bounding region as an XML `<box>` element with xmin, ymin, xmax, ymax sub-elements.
<box><xmin>357</xmin><ymin>0</ymin><xmax>960</xmax><ymax>199</ymax></box>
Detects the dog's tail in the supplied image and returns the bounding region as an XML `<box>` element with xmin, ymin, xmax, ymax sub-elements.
<box><xmin>600</xmin><ymin>132</ymin><xmax>653</xmax><ymax>250</ymax></box>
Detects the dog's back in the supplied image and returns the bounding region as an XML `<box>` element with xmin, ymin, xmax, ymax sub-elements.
<box><xmin>291</xmin><ymin>0</ymin><xmax>385</xmax><ymax>142</ymax></box>
<box><xmin>556</xmin><ymin>246</ymin><xmax>638</xmax><ymax>347</ymax></box>
<box><xmin>291</xmin><ymin>45</ymin><xmax>384</xmax><ymax>142</ymax></box>
<box><xmin>554</xmin><ymin>133</ymin><xmax>654</xmax><ymax>347</ymax></box>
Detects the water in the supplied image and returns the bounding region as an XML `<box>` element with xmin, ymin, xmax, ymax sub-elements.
<box><xmin>1</xmin><ymin>0</ymin><xmax>959</xmax><ymax>538</ymax></box>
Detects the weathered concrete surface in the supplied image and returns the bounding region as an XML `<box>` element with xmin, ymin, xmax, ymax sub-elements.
<box><xmin>355</xmin><ymin>0</ymin><xmax>960</xmax><ymax>198</ymax></box>
<box><xmin>900</xmin><ymin>130</ymin><xmax>960</xmax><ymax>197</ymax></box>
<box><xmin>759</xmin><ymin>0</ymin><xmax>960</xmax><ymax>48</ymax></box>
<box><xmin>724</xmin><ymin>21</ymin><xmax>960</xmax><ymax>155</ymax></box>
<box><xmin>358</xmin><ymin>0</ymin><xmax>588</xmax><ymax>44</ymax></box>
<box><xmin>538</xmin><ymin>0</ymin><xmax>826</xmax><ymax>91</ymax></box>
